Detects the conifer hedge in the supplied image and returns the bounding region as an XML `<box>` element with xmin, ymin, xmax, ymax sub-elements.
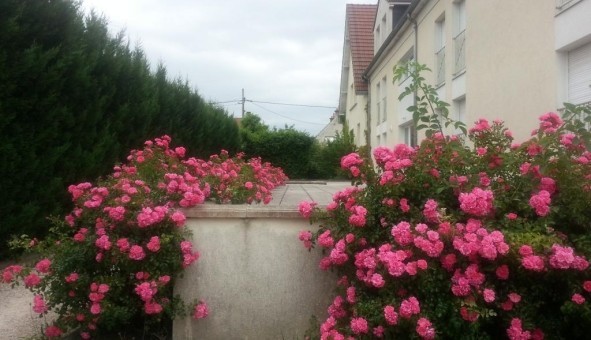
<box><xmin>0</xmin><ymin>0</ymin><xmax>240</xmax><ymax>258</ymax></box>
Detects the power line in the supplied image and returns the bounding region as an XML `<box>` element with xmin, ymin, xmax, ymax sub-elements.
<box><xmin>247</xmin><ymin>99</ymin><xmax>335</xmax><ymax>109</ymax></box>
<box><xmin>249</xmin><ymin>102</ymin><xmax>326</xmax><ymax>126</ymax></box>
<box><xmin>210</xmin><ymin>99</ymin><xmax>241</xmax><ymax>105</ymax></box>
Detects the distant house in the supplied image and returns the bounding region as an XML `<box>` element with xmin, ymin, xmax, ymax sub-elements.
<box><xmin>316</xmin><ymin>110</ymin><xmax>344</xmax><ymax>143</ymax></box>
<box><xmin>330</xmin><ymin>0</ymin><xmax>591</xmax><ymax>151</ymax></box>
<box><xmin>336</xmin><ymin>4</ymin><xmax>378</xmax><ymax>147</ymax></box>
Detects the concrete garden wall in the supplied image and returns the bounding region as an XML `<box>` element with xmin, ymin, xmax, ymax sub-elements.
<box><xmin>173</xmin><ymin>204</ymin><xmax>336</xmax><ymax>339</ymax></box>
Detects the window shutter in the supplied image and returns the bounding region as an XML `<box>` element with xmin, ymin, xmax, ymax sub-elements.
<box><xmin>568</xmin><ymin>42</ymin><xmax>591</xmax><ymax>105</ymax></box>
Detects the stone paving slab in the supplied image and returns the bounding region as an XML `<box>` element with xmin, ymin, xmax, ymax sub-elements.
<box><xmin>184</xmin><ymin>181</ymin><xmax>351</xmax><ymax>218</ymax></box>
<box><xmin>270</xmin><ymin>181</ymin><xmax>351</xmax><ymax>206</ymax></box>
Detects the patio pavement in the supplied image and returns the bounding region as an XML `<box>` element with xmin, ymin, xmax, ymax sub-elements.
<box><xmin>268</xmin><ymin>180</ymin><xmax>351</xmax><ymax>206</ymax></box>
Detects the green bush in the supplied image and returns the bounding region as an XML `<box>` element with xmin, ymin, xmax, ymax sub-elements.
<box><xmin>311</xmin><ymin>123</ymin><xmax>357</xmax><ymax>179</ymax></box>
<box><xmin>240</xmin><ymin>112</ymin><xmax>316</xmax><ymax>179</ymax></box>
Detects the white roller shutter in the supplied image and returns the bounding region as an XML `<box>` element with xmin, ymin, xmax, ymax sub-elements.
<box><xmin>568</xmin><ymin>42</ymin><xmax>591</xmax><ymax>105</ymax></box>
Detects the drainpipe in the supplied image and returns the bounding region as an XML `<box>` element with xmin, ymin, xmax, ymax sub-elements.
<box><xmin>365</xmin><ymin>78</ymin><xmax>371</xmax><ymax>149</ymax></box>
<box><xmin>407</xmin><ymin>12</ymin><xmax>419</xmax><ymax>143</ymax></box>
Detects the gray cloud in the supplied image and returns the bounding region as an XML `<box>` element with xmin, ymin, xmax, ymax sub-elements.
<box><xmin>82</xmin><ymin>0</ymin><xmax>376</xmax><ymax>135</ymax></box>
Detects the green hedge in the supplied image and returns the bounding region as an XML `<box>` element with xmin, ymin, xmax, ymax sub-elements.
<box><xmin>0</xmin><ymin>0</ymin><xmax>240</xmax><ymax>258</ymax></box>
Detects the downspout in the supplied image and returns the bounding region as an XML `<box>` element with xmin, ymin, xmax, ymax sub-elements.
<box><xmin>365</xmin><ymin>77</ymin><xmax>371</xmax><ymax>149</ymax></box>
<box><xmin>407</xmin><ymin>11</ymin><xmax>419</xmax><ymax>143</ymax></box>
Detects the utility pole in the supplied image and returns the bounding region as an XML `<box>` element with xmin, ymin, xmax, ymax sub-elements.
<box><xmin>241</xmin><ymin>88</ymin><xmax>245</xmax><ymax>118</ymax></box>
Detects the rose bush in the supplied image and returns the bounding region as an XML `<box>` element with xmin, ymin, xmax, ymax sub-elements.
<box><xmin>2</xmin><ymin>135</ymin><xmax>286</xmax><ymax>338</ymax></box>
<box><xmin>299</xmin><ymin>65</ymin><xmax>591</xmax><ymax>339</ymax></box>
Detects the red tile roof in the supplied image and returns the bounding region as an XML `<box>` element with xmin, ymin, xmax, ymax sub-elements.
<box><xmin>346</xmin><ymin>4</ymin><xmax>377</xmax><ymax>93</ymax></box>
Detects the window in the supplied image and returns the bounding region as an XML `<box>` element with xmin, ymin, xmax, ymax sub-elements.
<box><xmin>435</xmin><ymin>15</ymin><xmax>446</xmax><ymax>86</ymax></box>
<box><xmin>567</xmin><ymin>42</ymin><xmax>591</xmax><ymax>105</ymax></box>
<box><xmin>453</xmin><ymin>0</ymin><xmax>466</xmax><ymax>74</ymax></box>
<box><xmin>376</xmin><ymin>82</ymin><xmax>381</xmax><ymax>124</ymax></box>
<box><xmin>381</xmin><ymin>76</ymin><xmax>388</xmax><ymax>123</ymax></box>
<box><xmin>401</xmin><ymin>123</ymin><xmax>417</xmax><ymax>147</ymax></box>
<box><xmin>398</xmin><ymin>49</ymin><xmax>415</xmax><ymax>122</ymax></box>
<box><xmin>375</xmin><ymin>25</ymin><xmax>381</xmax><ymax>49</ymax></box>
<box><xmin>381</xmin><ymin>15</ymin><xmax>387</xmax><ymax>43</ymax></box>
<box><xmin>398</xmin><ymin>49</ymin><xmax>415</xmax><ymax>84</ymax></box>
<box><xmin>453</xmin><ymin>97</ymin><xmax>466</xmax><ymax>134</ymax></box>
<box><xmin>356</xmin><ymin>123</ymin><xmax>361</xmax><ymax>145</ymax></box>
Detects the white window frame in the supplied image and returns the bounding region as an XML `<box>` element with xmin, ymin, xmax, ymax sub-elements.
<box><xmin>435</xmin><ymin>15</ymin><xmax>446</xmax><ymax>86</ymax></box>
<box><xmin>453</xmin><ymin>0</ymin><xmax>466</xmax><ymax>75</ymax></box>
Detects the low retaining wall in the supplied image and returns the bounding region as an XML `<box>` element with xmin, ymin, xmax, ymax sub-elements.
<box><xmin>173</xmin><ymin>205</ymin><xmax>335</xmax><ymax>339</ymax></box>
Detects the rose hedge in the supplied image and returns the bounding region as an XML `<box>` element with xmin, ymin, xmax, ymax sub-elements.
<box><xmin>2</xmin><ymin>135</ymin><xmax>286</xmax><ymax>339</ymax></box>
<box><xmin>300</xmin><ymin>113</ymin><xmax>591</xmax><ymax>339</ymax></box>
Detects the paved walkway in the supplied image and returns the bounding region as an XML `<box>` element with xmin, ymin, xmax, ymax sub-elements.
<box><xmin>269</xmin><ymin>181</ymin><xmax>351</xmax><ymax>206</ymax></box>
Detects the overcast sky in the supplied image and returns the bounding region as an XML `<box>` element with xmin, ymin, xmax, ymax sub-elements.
<box><xmin>80</xmin><ymin>0</ymin><xmax>376</xmax><ymax>136</ymax></box>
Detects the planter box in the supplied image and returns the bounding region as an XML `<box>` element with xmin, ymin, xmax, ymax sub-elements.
<box><xmin>173</xmin><ymin>203</ymin><xmax>337</xmax><ymax>339</ymax></box>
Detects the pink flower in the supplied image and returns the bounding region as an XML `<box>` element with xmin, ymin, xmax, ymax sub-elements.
<box><xmin>65</xmin><ymin>272</ymin><xmax>79</xmax><ymax>283</ymax></box>
<box><xmin>33</xmin><ymin>294</ymin><xmax>48</xmax><ymax>314</ymax></box>
<box><xmin>193</xmin><ymin>301</ymin><xmax>209</xmax><ymax>319</ymax></box>
<box><xmin>483</xmin><ymin>288</ymin><xmax>496</xmax><ymax>303</ymax></box>
<box><xmin>95</xmin><ymin>235</ymin><xmax>112</xmax><ymax>251</ymax></box>
<box><xmin>373</xmin><ymin>326</ymin><xmax>385</xmax><ymax>338</ymax></box>
<box><xmin>519</xmin><ymin>245</ymin><xmax>534</xmax><ymax>257</ymax></box>
<box><xmin>44</xmin><ymin>326</ymin><xmax>63</xmax><ymax>338</ymax></box>
<box><xmin>244</xmin><ymin>181</ymin><xmax>254</xmax><ymax>189</ymax></box>
<box><xmin>549</xmin><ymin>244</ymin><xmax>575</xmax><ymax>269</ymax></box>
<box><xmin>174</xmin><ymin>146</ymin><xmax>186</xmax><ymax>157</ymax></box>
<box><xmin>145</xmin><ymin>301</ymin><xmax>163</xmax><ymax>314</ymax></box>
<box><xmin>2</xmin><ymin>265</ymin><xmax>23</xmax><ymax>283</ymax></box>
<box><xmin>460</xmin><ymin>307</ymin><xmax>479</xmax><ymax>322</ymax></box>
<box><xmin>423</xmin><ymin>199</ymin><xmax>440</xmax><ymax>223</ymax></box>
<box><xmin>583</xmin><ymin>281</ymin><xmax>591</xmax><ymax>292</ymax></box>
<box><xmin>371</xmin><ymin>273</ymin><xmax>385</xmax><ymax>288</ymax></box>
<box><xmin>341</xmin><ymin>153</ymin><xmax>363</xmax><ymax>169</ymax></box>
<box><xmin>539</xmin><ymin>112</ymin><xmax>563</xmax><ymax>133</ymax></box>
<box><xmin>348</xmin><ymin>205</ymin><xmax>367</xmax><ymax>227</ymax></box>
<box><xmin>572</xmin><ymin>293</ymin><xmax>586</xmax><ymax>304</ymax></box>
<box><xmin>496</xmin><ymin>265</ymin><xmax>510</xmax><ymax>280</ymax></box>
<box><xmin>508</xmin><ymin>293</ymin><xmax>522</xmax><ymax>304</ymax></box>
<box><xmin>135</xmin><ymin>282</ymin><xmax>157</xmax><ymax>302</ymax></box>
<box><xmin>506</xmin><ymin>213</ymin><xmax>518</xmax><ymax>220</ymax></box>
<box><xmin>346</xmin><ymin>286</ymin><xmax>356</xmax><ymax>304</ymax></box>
<box><xmin>35</xmin><ymin>258</ymin><xmax>52</xmax><ymax>274</ymax></box>
<box><xmin>171</xmin><ymin>211</ymin><xmax>186</xmax><ymax>227</ymax></box>
<box><xmin>507</xmin><ymin>318</ymin><xmax>531</xmax><ymax>340</ymax></box>
<box><xmin>416</xmin><ymin>317</ymin><xmax>435</xmax><ymax>339</ymax></box>
<box><xmin>298</xmin><ymin>201</ymin><xmax>317</xmax><ymax>219</ymax></box>
<box><xmin>529</xmin><ymin>190</ymin><xmax>551</xmax><ymax>216</ymax></box>
<box><xmin>459</xmin><ymin>188</ymin><xmax>494</xmax><ymax>216</ymax></box>
<box><xmin>522</xmin><ymin>255</ymin><xmax>545</xmax><ymax>271</ymax></box>
<box><xmin>117</xmin><ymin>238</ymin><xmax>130</xmax><ymax>252</ymax></box>
<box><xmin>90</xmin><ymin>303</ymin><xmax>101</xmax><ymax>315</ymax></box>
<box><xmin>298</xmin><ymin>230</ymin><xmax>313</xmax><ymax>249</ymax></box>
<box><xmin>384</xmin><ymin>305</ymin><xmax>398</xmax><ymax>325</ymax></box>
<box><xmin>147</xmin><ymin>236</ymin><xmax>161</xmax><ymax>252</ymax></box>
<box><xmin>400</xmin><ymin>198</ymin><xmax>410</xmax><ymax>212</ymax></box>
<box><xmin>129</xmin><ymin>245</ymin><xmax>146</xmax><ymax>261</ymax></box>
<box><xmin>106</xmin><ymin>206</ymin><xmax>126</xmax><ymax>221</ymax></box>
<box><xmin>399</xmin><ymin>296</ymin><xmax>420</xmax><ymax>318</ymax></box>
<box><xmin>159</xmin><ymin>275</ymin><xmax>171</xmax><ymax>285</ymax></box>
<box><xmin>318</xmin><ymin>230</ymin><xmax>334</xmax><ymax>248</ymax></box>
<box><xmin>24</xmin><ymin>273</ymin><xmax>41</xmax><ymax>287</ymax></box>
<box><xmin>98</xmin><ymin>283</ymin><xmax>109</xmax><ymax>294</ymax></box>
<box><xmin>350</xmin><ymin>317</ymin><xmax>369</xmax><ymax>334</ymax></box>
